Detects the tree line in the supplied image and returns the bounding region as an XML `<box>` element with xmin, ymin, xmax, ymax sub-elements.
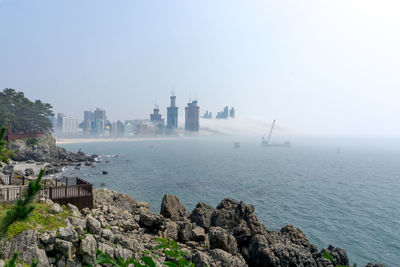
<box><xmin>0</xmin><ymin>88</ymin><xmax>54</xmax><ymax>133</ymax></box>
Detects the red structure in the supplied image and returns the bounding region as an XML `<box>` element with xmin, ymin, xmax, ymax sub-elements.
<box><xmin>5</xmin><ymin>123</ymin><xmax>44</xmax><ymax>142</ymax></box>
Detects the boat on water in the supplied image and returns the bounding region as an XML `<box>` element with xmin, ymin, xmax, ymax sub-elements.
<box><xmin>261</xmin><ymin>120</ymin><xmax>291</xmax><ymax>147</ymax></box>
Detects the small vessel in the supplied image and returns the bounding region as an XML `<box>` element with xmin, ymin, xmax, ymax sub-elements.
<box><xmin>261</xmin><ymin>120</ymin><xmax>291</xmax><ymax>147</ymax></box>
<box><xmin>234</xmin><ymin>142</ymin><xmax>240</xmax><ymax>148</ymax></box>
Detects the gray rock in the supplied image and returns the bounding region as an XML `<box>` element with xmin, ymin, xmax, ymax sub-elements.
<box><xmin>57</xmin><ymin>227</ymin><xmax>78</xmax><ymax>243</ymax></box>
<box><xmin>192</xmin><ymin>249</ymin><xmax>248</xmax><ymax>267</ymax></box>
<box><xmin>68</xmin><ymin>217</ymin><xmax>86</xmax><ymax>236</ymax></box>
<box><xmin>321</xmin><ymin>245</ymin><xmax>350</xmax><ymax>267</ymax></box>
<box><xmin>86</xmin><ymin>215</ymin><xmax>102</xmax><ymax>235</ymax></box>
<box><xmin>49</xmin><ymin>203</ymin><xmax>63</xmax><ymax>214</ymax></box>
<box><xmin>101</xmin><ymin>229</ymin><xmax>114</xmax><ymax>241</ymax></box>
<box><xmin>162</xmin><ymin>220</ymin><xmax>179</xmax><ymax>241</ymax></box>
<box><xmin>54</xmin><ymin>239</ymin><xmax>76</xmax><ymax>260</ymax></box>
<box><xmin>67</xmin><ymin>203</ymin><xmax>82</xmax><ymax>217</ymax></box>
<box><xmin>2</xmin><ymin>164</ymin><xmax>14</xmax><ymax>175</ymax></box>
<box><xmin>114</xmin><ymin>249</ymin><xmax>133</xmax><ymax>260</ymax></box>
<box><xmin>1</xmin><ymin>230</ymin><xmax>50</xmax><ymax>267</ymax></box>
<box><xmin>79</xmin><ymin>234</ymin><xmax>97</xmax><ymax>265</ymax></box>
<box><xmin>160</xmin><ymin>194</ymin><xmax>186</xmax><ymax>221</ymax></box>
<box><xmin>190</xmin><ymin>202</ymin><xmax>215</xmax><ymax>230</ymax></box>
<box><xmin>25</xmin><ymin>168</ymin><xmax>34</xmax><ymax>176</ymax></box>
<box><xmin>98</xmin><ymin>243</ymin><xmax>114</xmax><ymax>258</ymax></box>
<box><xmin>40</xmin><ymin>231</ymin><xmax>57</xmax><ymax>245</ymax></box>
<box><xmin>139</xmin><ymin>208</ymin><xmax>163</xmax><ymax>229</ymax></box>
<box><xmin>178</xmin><ymin>220</ymin><xmax>193</xmax><ymax>242</ymax></box>
<box><xmin>209</xmin><ymin>226</ymin><xmax>238</xmax><ymax>254</ymax></box>
<box><xmin>191</xmin><ymin>226</ymin><xmax>206</xmax><ymax>242</ymax></box>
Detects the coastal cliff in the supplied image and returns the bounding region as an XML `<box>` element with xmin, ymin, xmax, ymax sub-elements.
<box><xmin>2</xmin><ymin>135</ymin><xmax>97</xmax><ymax>177</ymax></box>
<box><xmin>0</xmin><ymin>189</ymin><xmax>384</xmax><ymax>267</ymax></box>
<box><xmin>8</xmin><ymin>135</ymin><xmax>95</xmax><ymax>164</ymax></box>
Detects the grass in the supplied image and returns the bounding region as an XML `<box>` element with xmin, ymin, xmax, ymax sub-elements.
<box><xmin>0</xmin><ymin>203</ymin><xmax>71</xmax><ymax>239</ymax></box>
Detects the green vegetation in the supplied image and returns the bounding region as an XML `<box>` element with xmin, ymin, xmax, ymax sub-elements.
<box><xmin>0</xmin><ymin>88</ymin><xmax>54</xmax><ymax>133</ymax></box>
<box><xmin>0</xmin><ymin>202</ymin><xmax>71</xmax><ymax>239</ymax></box>
<box><xmin>26</xmin><ymin>137</ymin><xmax>38</xmax><ymax>153</ymax></box>
<box><xmin>94</xmin><ymin>237</ymin><xmax>195</xmax><ymax>267</ymax></box>
<box><xmin>0</xmin><ymin>169</ymin><xmax>44</xmax><ymax>237</ymax></box>
<box><xmin>0</xmin><ymin>127</ymin><xmax>14</xmax><ymax>167</ymax></box>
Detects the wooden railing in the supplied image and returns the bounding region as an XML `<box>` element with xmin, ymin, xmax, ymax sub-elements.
<box><xmin>0</xmin><ymin>175</ymin><xmax>10</xmax><ymax>185</ymax></box>
<box><xmin>0</xmin><ymin>177</ymin><xmax>93</xmax><ymax>210</ymax></box>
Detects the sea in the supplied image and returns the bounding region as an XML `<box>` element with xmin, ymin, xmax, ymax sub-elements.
<box><xmin>60</xmin><ymin>137</ymin><xmax>400</xmax><ymax>266</ymax></box>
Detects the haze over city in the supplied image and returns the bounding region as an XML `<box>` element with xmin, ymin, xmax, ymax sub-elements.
<box><xmin>1</xmin><ymin>0</ymin><xmax>400</xmax><ymax>136</ymax></box>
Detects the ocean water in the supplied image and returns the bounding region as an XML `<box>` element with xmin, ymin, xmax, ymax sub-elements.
<box><xmin>60</xmin><ymin>137</ymin><xmax>400</xmax><ymax>266</ymax></box>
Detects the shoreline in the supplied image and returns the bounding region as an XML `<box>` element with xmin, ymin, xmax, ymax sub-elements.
<box><xmin>55</xmin><ymin>136</ymin><xmax>181</xmax><ymax>145</ymax></box>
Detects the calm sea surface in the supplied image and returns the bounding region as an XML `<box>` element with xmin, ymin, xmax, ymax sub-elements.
<box><xmin>60</xmin><ymin>137</ymin><xmax>400</xmax><ymax>266</ymax></box>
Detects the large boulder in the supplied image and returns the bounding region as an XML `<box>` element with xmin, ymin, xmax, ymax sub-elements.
<box><xmin>57</xmin><ymin>227</ymin><xmax>79</xmax><ymax>243</ymax></box>
<box><xmin>54</xmin><ymin>239</ymin><xmax>76</xmax><ymax>260</ymax></box>
<box><xmin>160</xmin><ymin>194</ymin><xmax>186</xmax><ymax>221</ymax></box>
<box><xmin>79</xmin><ymin>234</ymin><xmax>97</xmax><ymax>265</ymax></box>
<box><xmin>190</xmin><ymin>202</ymin><xmax>215</xmax><ymax>230</ymax></box>
<box><xmin>320</xmin><ymin>245</ymin><xmax>350</xmax><ymax>267</ymax></box>
<box><xmin>86</xmin><ymin>216</ymin><xmax>102</xmax><ymax>235</ymax></box>
<box><xmin>209</xmin><ymin>227</ymin><xmax>238</xmax><ymax>254</ymax></box>
<box><xmin>1</xmin><ymin>230</ymin><xmax>50</xmax><ymax>267</ymax></box>
<box><xmin>192</xmin><ymin>249</ymin><xmax>248</xmax><ymax>267</ymax></box>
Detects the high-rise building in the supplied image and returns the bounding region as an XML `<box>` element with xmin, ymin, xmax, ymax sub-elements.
<box><xmin>94</xmin><ymin>108</ymin><xmax>107</xmax><ymax>121</ymax></box>
<box><xmin>216</xmin><ymin>106</ymin><xmax>231</xmax><ymax>119</ymax></box>
<box><xmin>91</xmin><ymin>120</ymin><xmax>104</xmax><ymax>137</ymax></box>
<box><xmin>150</xmin><ymin>106</ymin><xmax>164</xmax><ymax>125</ymax></box>
<box><xmin>83</xmin><ymin>111</ymin><xmax>94</xmax><ymax>134</ymax></box>
<box><xmin>229</xmin><ymin>107</ymin><xmax>235</xmax><ymax>118</ymax></box>
<box><xmin>167</xmin><ymin>95</ymin><xmax>178</xmax><ymax>129</ymax></box>
<box><xmin>57</xmin><ymin>113</ymin><xmax>64</xmax><ymax>130</ymax></box>
<box><xmin>202</xmin><ymin>111</ymin><xmax>212</xmax><ymax>119</ymax></box>
<box><xmin>61</xmin><ymin>116</ymin><xmax>78</xmax><ymax>132</ymax></box>
<box><xmin>185</xmin><ymin>100</ymin><xmax>200</xmax><ymax>131</ymax></box>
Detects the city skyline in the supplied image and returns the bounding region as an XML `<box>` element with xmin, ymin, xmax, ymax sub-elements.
<box><xmin>1</xmin><ymin>1</ymin><xmax>400</xmax><ymax>136</ymax></box>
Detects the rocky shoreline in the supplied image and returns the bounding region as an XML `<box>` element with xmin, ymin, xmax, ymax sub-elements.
<box><xmin>0</xmin><ymin>136</ymin><xmax>385</xmax><ymax>266</ymax></box>
<box><xmin>2</xmin><ymin>134</ymin><xmax>97</xmax><ymax>179</ymax></box>
<box><xmin>0</xmin><ymin>189</ymin><xmax>385</xmax><ymax>267</ymax></box>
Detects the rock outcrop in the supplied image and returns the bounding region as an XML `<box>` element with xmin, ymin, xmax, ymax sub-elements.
<box><xmin>7</xmin><ymin>134</ymin><xmax>96</xmax><ymax>164</ymax></box>
<box><xmin>0</xmin><ymin>190</ymin><xmax>384</xmax><ymax>267</ymax></box>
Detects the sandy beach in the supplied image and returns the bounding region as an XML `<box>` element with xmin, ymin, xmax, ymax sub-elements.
<box><xmin>55</xmin><ymin>137</ymin><xmax>181</xmax><ymax>145</ymax></box>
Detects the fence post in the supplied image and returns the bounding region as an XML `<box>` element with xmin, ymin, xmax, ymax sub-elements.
<box><xmin>65</xmin><ymin>186</ymin><xmax>67</xmax><ymax>198</ymax></box>
<box><xmin>6</xmin><ymin>188</ymin><xmax>9</xmax><ymax>201</ymax></box>
<box><xmin>49</xmin><ymin>187</ymin><xmax>52</xmax><ymax>199</ymax></box>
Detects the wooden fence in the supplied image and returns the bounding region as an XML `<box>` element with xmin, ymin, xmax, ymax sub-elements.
<box><xmin>0</xmin><ymin>177</ymin><xmax>93</xmax><ymax>210</ymax></box>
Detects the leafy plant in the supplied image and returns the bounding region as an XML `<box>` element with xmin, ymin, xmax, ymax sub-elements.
<box><xmin>154</xmin><ymin>237</ymin><xmax>194</xmax><ymax>267</ymax></box>
<box><xmin>4</xmin><ymin>252</ymin><xmax>18</xmax><ymax>267</ymax></box>
<box><xmin>93</xmin><ymin>237</ymin><xmax>195</xmax><ymax>267</ymax></box>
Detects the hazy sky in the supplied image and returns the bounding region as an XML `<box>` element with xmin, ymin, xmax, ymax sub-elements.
<box><xmin>1</xmin><ymin>0</ymin><xmax>400</xmax><ymax>136</ymax></box>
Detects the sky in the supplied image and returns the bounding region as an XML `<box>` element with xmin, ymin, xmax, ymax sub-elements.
<box><xmin>1</xmin><ymin>0</ymin><xmax>400</xmax><ymax>136</ymax></box>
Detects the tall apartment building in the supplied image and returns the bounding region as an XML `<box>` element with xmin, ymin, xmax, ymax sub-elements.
<box><xmin>167</xmin><ymin>95</ymin><xmax>178</xmax><ymax>129</ymax></box>
<box><xmin>185</xmin><ymin>100</ymin><xmax>200</xmax><ymax>131</ymax></box>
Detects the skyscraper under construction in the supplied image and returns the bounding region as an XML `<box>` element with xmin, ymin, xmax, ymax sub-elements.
<box><xmin>167</xmin><ymin>94</ymin><xmax>178</xmax><ymax>129</ymax></box>
<box><xmin>185</xmin><ymin>100</ymin><xmax>200</xmax><ymax>131</ymax></box>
